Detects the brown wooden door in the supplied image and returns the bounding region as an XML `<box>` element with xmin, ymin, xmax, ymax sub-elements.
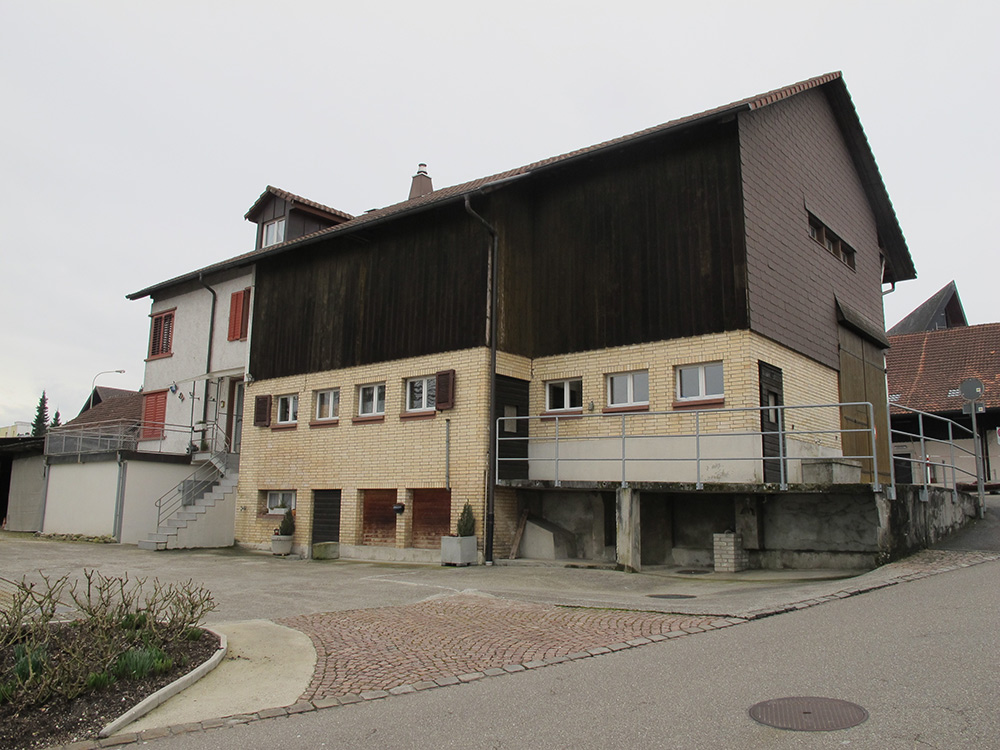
<box><xmin>838</xmin><ymin>327</ymin><xmax>891</xmax><ymax>486</ymax></box>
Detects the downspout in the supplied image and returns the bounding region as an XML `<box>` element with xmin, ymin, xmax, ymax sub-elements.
<box><xmin>464</xmin><ymin>195</ymin><xmax>498</xmax><ymax>564</ymax></box>
<box><xmin>197</xmin><ymin>274</ymin><xmax>218</xmax><ymax>445</ymax></box>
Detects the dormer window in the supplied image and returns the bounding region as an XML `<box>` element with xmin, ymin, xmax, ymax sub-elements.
<box><xmin>263</xmin><ymin>218</ymin><xmax>286</xmax><ymax>247</ymax></box>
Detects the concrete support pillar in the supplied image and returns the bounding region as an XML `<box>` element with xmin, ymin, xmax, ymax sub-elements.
<box><xmin>735</xmin><ymin>496</ymin><xmax>764</xmax><ymax>550</ymax></box>
<box><xmin>616</xmin><ymin>487</ymin><xmax>641</xmax><ymax>573</ymax></box>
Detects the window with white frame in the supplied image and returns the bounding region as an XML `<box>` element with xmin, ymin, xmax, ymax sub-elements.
<box><xmin>358</xmin><ymin>383</ymin><xmax>386</xmax><ymax>417</ymax></box>
<box><xmin>263</xmin><ymin>218</ymin><xmax>286</xmax><ymax>247</ymax></box>
<box><xmin>266</xmin><ymin>490</ymin><xmax>296</xmax><ymax>515</ymax></box>
<box><xmin>406</xmin><ymin>376</ymin><xmax>436</xmax><ymax>412</ymax></box>
<box><xmin>546</xmin><ymin>378</ymin><xmax>583</xmax><ymax>412</ymax></box>
<box><xmin>276</xmin><ymin>394</ymin><xmax>298</xmax><ymax>424</ymax></box>
<box><xmin>314</xmin><ymin>389</ymin><xmax>339</xmax><ymax>421</ymax></box>
<box><xmin>676</xmin><ymin>363</ymin><xmax>724</xmax><ymax>401</ymax></box>
<box><xmin>607</xmin><ymin>370</ymin><xmax>649</xmax><ymax>408</ymax></box>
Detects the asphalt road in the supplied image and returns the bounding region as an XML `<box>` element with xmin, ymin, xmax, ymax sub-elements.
<box><xmin>129</xmin><ymin>555</ymin><xmax>1000</xmax><ymax>750</ymax></box>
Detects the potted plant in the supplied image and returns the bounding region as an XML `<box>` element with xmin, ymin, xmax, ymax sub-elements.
<box><xmin>271</xmin><ymin>508</ymin><xmax>295</xmax><ymax>556</ymax></box>
<box><xmin>441</xmin><ymin>501</ymin><xmax>477</xmax><ymax>566</ymax></box>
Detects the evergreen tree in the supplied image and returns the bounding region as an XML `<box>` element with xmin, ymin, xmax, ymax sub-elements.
<box><xmin>50</xmin><ymin>410</ymin><xmax>62</xmax><ymax>429</ymax></box>
<box><xmin>31</xmin><ymin>391</ymin><xmax>50</xmax><ymax>436</ymax></box>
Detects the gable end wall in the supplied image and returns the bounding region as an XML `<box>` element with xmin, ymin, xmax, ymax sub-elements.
<box><xmin>740</xmin><ymin>89</ymin><xmax>886</xmax><ymax>371</ymax></box>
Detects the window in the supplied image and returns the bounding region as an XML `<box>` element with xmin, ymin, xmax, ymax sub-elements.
<box><xmin>406</xmin><ymin>376</ymin><xmax>436</xmax><ymax>412</ymax></box>
<box><xmin>148</xmin><ymin>309</ymin><xmax>174</xmax><ymax>358</ymax></box>
<box><xmin>358</xmin><ymin>383</ymin><xmax>386</xmax><ymax>417</ymax></box>
<box><xmin>546</xmin><ymin>378</ymin><xmax>583</xmax><ymax>412</ymax></box>
<box><xmin>228</xmin><ymin>288</ymin><xmax>251</xmax><ymax>341</ymax></box>
<box><xmin>676</xmin><ymin>363</ymin><xmax>724</xmax><ymax>401</ymax></box>
<box><xmin>276</xmin><ymin>394</ymin><xmax>298</xmax><ymax>424</ymax></box>
<box><xmin>141</xmin><ymin>391</ymin><xmax>167</xmax><ymax>440</ymax></box>
<box><xmin>607</xmin><ymin>370</ymin><xmax>649</xmax><ymax>408</ymax></box>
<box><xmin>808</xmin><ymin>213</ymin><xmax>856</xmax><ymax>269</ymax></box>
<box><xmin>315</xmin><ymin>389</ymin><xmax>340</xmax><ymax>421</ymax></box>
<box><xmin>267</xmin><ymin>490</ymin><xmax>296</xmax><ymax>515</ymax></box>
<box><xmin>263</xmin><ymin>218</ymin><xmax>285</xmax><ymax>247</ymax></box>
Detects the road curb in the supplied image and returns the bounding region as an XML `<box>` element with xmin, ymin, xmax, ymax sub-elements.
<box><xmin>99</xmin><ymin>627</ymin><xmax>228</xmax><ymax>738</ymax></box>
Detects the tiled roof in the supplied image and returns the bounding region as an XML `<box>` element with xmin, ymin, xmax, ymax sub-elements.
<box><xmin>887</xmin><ymin>281</ymin><xmax>967</xmax><ymax>335</ymax></box>
<box><xmin>244</xmin><ymin>186</ymin><xmax>354</xmax><ymax>222</ymax></box>
<box><xmin>65</xmin><ymin>391</ymin><xmax>143</xmax><ymax>427</ymax></box>
<box><xmin>129</xmin><ymin>71</ymin><xmax>914</xmax><ymax>299</ymax></box>
<box><xmin>887</xmin><ymin>323</ymin><xmax>1000</xmax><ymax>414</ymax></box>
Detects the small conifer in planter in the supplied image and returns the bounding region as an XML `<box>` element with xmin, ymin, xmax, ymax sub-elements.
<box><xmin>271</xmin><ymin>508</ymin><xmax>295</xmax><ymax>556</ymax></box>
<box><xmin>442</xmin><ymin>501</ymin><xmax>478</xmax><ymax>566</ymax></box>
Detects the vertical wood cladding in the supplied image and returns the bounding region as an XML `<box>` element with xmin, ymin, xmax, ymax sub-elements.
<box><xmin>494</xmin><ymin>120</ymin><xmax>748</xmax><ymax>358</ymax></box>
<box><xmin>740</xmin><ymin>89</ymin><xmax>887</xmax><ymax>371</ymax></box>
<box><xmin>251</xmin><ymin>120</ymin><xmax>747</xmax><ymax>378</ymax></box>
<box><xmin>251</xmin><ymin>208</ymin><xmax>488</xmax><ymax>380</ymax></box>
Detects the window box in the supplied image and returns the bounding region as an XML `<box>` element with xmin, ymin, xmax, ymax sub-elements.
<box><xmin>266</xmin><ymin>490</ymin><xmax>296</xmax><ymax>516</ymax></box>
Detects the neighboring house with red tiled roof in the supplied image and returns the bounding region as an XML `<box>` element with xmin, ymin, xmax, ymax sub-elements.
<box><xmin>887</xmin><ymin>322</ymin><xmax>1000</xmax><ymax>485</ymax></box>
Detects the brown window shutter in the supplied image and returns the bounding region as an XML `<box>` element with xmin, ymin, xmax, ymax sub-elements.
<box><xmin>228</xmin><ymin>291</ymin><xmax>244</xmax><ymax>341</ymax></box>
<box><xmin>253</xmin><ymin>394</ymin><xmax>272</xmax><ymax>427</ymax></box>
<box><xmin>435</xmin><ymin>370</ymin><xmax>455</xmax><ymax>411</ymax></box>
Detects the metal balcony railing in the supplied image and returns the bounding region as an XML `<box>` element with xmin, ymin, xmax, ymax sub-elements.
<box><xmin>497</xmin><ymin>402</ymin><xmax>881</xmax><ymax>491</ymax></box>
<box><xmin>889</xmin><ymin>404</ymin><xmax>982</xmax><ymax>502</ymax></box>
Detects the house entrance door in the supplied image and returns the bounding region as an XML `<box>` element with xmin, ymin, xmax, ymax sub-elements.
<box><xmin>759</xmin><ymin>362</ymin><xmax>785</xmax><ymax>483</ymax></box>
<box><xmin>229</xmin><ymin>380</ymin><xmax>245</xmax><ymax>454</ymax></box>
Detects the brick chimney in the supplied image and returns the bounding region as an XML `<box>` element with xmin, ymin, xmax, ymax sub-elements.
<box><xmin>408</xmin><ymin>163</ymin><xmax>433</xmax><ymax>200</ymax></box>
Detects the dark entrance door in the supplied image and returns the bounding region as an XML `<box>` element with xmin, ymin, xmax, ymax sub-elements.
<box><xmin>311</xmin><ymin>489</ymin><xmax>341</xmax><ymax>545</ymax></box>
<box><xmin>759</xmin><ymin>361</ymin><xmax>785</xmax><ymax>483</ymax></box>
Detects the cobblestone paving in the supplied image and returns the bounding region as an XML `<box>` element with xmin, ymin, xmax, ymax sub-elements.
<box><xmin>279</xmin><ymin>594</ymin><xmax>732</xmax><ymax>700</ymax></box>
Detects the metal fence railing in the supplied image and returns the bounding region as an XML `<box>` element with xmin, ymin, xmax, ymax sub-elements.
<box><xmin>889</xmin><ymin>404</ymin><xmax>981</xmax><ymax>502</ymax></box>
<box><xmin>497</xmin><ymin>402</ymin><xmax>880</xmax><ymax>491</ymax></box>
<box><xmin>44</xmin><ymin>420</ymin><xmax>226</xmax><ymax>457</ymax></box>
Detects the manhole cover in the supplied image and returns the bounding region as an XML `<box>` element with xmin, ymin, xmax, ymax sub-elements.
<box><xmin>749</xmin><ymin>697</ymin><xmax>868</xmax><ymax>732</ymax></box>
<box><xmin>676</xmin><ymin>569</ymin><xmax>710</xmax><ymax>575</ymax></box>
<box><xmin>647</xmin><ymin>594</ymin><xmax>696</xmax><ymax>599</ymax></box>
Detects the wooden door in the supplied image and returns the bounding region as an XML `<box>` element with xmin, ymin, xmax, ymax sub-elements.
<box><xmin>838</xmin><ymin>326</ymin><xmax>891</xmax><ymax>486</ymax></box>
<box><xmin>759</xmin><ymin>362</ymin><xmax>785</xmax><ymax>483</ymax></box>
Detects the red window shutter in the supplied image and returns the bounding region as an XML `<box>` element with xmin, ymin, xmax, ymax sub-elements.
<box><xmin>435</xmin><ymin>370</ymin><xmax>455</xmax><ymax>411</ymax></box>
<box><xmin>240</xmin><ymin>287</ymin><xmax>251</xmax><ymax>339</ymax></box>
<box><xmin>254</xmin><ymin>395</ymin><xmax>272</xmax><ymax>427</ymax></box>
<box><xmin>141</xmin><ymin>392</ymin><xmax>167</xmax><ymax>440</ymax></box>
<box><xmin>228</xmin><ymin>291</ymin><xmax>244</xmax><ymax>341</ymax></box>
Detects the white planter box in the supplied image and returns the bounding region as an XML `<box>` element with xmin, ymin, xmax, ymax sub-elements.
<box><xmin>441</xmin><ymin>536</ymin><xmax>477</xmax><ymax>566</ymax></box>
<box><xmin>271</xmin><ymin>535</ymin><xmax>293</xmax><ymax>556</ymax></box>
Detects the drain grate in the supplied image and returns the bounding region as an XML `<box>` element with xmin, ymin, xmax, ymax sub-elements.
<box><xmin>676</xmin><ymin>569</ymin><xmax>710</xmax><ymax>575</ymax></box>
<box><xmin>647</xmin><ymin>594</ymin><xmax>696</xmax><ymax>599</ymax></box>
<box><xmin>749</xmin><ymin>697</ymin><xmax>868</xmax><ymax>732</ymax></box>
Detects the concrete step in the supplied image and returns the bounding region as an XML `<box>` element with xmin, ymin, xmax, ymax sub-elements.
<box><xmin>138</xmin><ymin>539</ymin><xmax>166</xmax><ymax>551</ymax></box>
<box><xmin>175</xmin><ymin>512</ymin><xmax>199</xmax><ymax>521</ymax></box>
<box><xmin>151</xmin><ymin>530</ymin><xmax>177</xmax><ymax>540</ymax></box>
<box><xmin>166</xmin><ymin>518</ymin><xmax>190</xmax><ymax>529</ymax></box>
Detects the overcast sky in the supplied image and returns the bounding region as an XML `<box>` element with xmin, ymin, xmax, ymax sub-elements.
<box><xmin>1</xmin><ymin>1</ymin><xmax>997</xmax><ymax>427</ymax></box>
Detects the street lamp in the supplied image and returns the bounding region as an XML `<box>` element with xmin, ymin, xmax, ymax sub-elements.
<box><xmin>89</xmin><ymin>369</ymin><xmax>126</xmax><ymax>412</ymax></box>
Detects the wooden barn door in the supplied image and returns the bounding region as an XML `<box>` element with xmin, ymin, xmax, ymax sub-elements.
<box><xmin>838</xmin><ymin>326</ymin><xmax>891</xmax><ymax>486</ymax></box>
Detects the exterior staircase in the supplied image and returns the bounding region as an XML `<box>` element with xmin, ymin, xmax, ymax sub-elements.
<box><xmin>138</xmin><ymin>453</ymin><xmax>238</xmax><ymax>551</ymax></box>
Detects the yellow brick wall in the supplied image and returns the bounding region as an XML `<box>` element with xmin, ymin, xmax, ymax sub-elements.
<box><xmin>527</xmin><ymin>331</ymin><xmax>841</xmax><ymax>445</ymax></box>
<box><xmin>236</xmin><ymin>348</ymin><xmax>492</xmax><ymax>549</ymax></box>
